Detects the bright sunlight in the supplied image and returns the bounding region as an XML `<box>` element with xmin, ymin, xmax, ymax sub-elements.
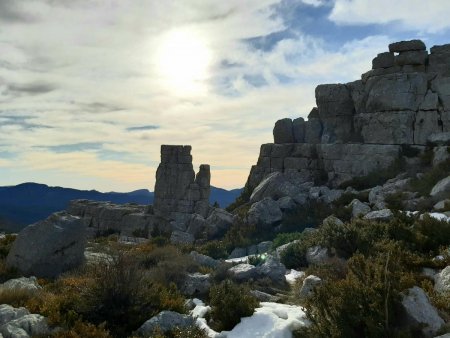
<box><xmin>156</xmin><ymin>29</ymin><xmax>212</xmax><ymax>94</ymax></box>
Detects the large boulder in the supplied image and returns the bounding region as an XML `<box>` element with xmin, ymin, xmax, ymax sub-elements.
<box><xmin>205</xmin><ymin>208</ymin><xmax>234</xmax><ymax>238</ymax></box>
<box><xmin>401</xmin><ymin>286</ymin><xmax>444</xmax><ymax>337</ymax></box>
<box><xmin>247</xmin><ymin>198</ymin><xmax>282</xmax><ymax>227</ymax></box>
<box><xmin>305</xmin><ymin>246</ymin><xmax>329</xmax><ymax>265</ymax></box>
<box><xmin>434</xmin><ymin>266</ymin><xmax>450</xmax><ymax>294</ymax></box>
<box><xmin>189</xmin><ymin>251</ymin><xmax>219</xmax><ymax>269</ymax></box>
<box><xmin>0</xmin><ymin>305</ymin><xmax>29</xmax><ymax>326</ymax></box>
<box><xmin>0</xmin><ymin>314</ymin><xmax>49</xmax><ymax>338</ymax></box>
<box><xmin>256</xmin><ymin>256</ymin><xmax>287</xmax><ymax>284</ymax></box>
<box><xmin>181</xmin><ymin>273</ymin><xmax>211</xmax><ymax>296</ymax></box>
<box><xmin>229</xmin><ymin>264</ymin><xmax>258</xmax><ymax>281</ymax></box>
<box><xmin>6</xmin><ymin>212</ymin><xmax>86</xmax><ymax>278</ymax></box>
<box><xmin>363</xmin><ymin>209</ymin><xmax>394</xmax><ymax>222</ymax></box>
<box><xmin>250</xmin><ymin>172</ymin><xmax>301</xmax><ymax>203</ymax></box>
<box><xmin>430</xmin><ymin>176</ymin><xmax>450</xmax><ymax>199</ymax></box>
<box><xmin>273</xmin><ymin>118</ymin><xmax>294</xmax><ymax>144</ymax></box>
<box><xmin>0</xmin><ymin>277</ymin><xmax>41</xmax><ymax>294</ymax></box>
<box><xmin>389</xmin><ymin>40</ymin><xmax>426</xmax><ymax>52</ymax></box>
<box><xmin>137</xmin><ymin>311</ymin><xmax>194</xmax><ymax>335</ymax></box>
<box><xmin>348</xmin><ymin>199</ymin><xmax>371</xmax><ymax>218</ymax></box>
<box><xmin>170</xmin><ymin>230</ymin><xmax>195</xmax><ymax>245</ymax></box>
<box><xmin>299</xmin><ymin>275</ymin><xmax>322</xmax><ymax>299</ymax></box>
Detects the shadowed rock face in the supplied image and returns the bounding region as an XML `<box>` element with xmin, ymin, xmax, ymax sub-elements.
<box><xmin>153</xmin><ymin>145</ymin><xmax>211</xmax><ymax>219</ymax></box>
<box><xmin>249</xmin><ymin>40</ymin><xmax>450</xmax><ymax>189</ymax></box>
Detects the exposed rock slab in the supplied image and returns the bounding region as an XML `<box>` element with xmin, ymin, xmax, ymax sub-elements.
<box><xmin>6</xmin><ymin>212</ymin><xmax>86</xmax><ymax>278</ymax></box>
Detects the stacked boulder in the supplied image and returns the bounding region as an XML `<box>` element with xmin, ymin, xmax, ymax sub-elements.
<box><xmin>248</xmin><ymin>40</ymin><xmax>450</xmax><ymax>189</ymax></box>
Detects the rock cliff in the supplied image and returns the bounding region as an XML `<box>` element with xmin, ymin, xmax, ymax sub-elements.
<box><xmin>247</xmin><ymin>40</ymin><xmax>450</xmax><ymax>189</ymax></box>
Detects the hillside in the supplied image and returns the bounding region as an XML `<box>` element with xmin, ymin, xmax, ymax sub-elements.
<box><xmin>0</xmin><ymin>183</ymin><xmax>242</xmax><ymax>231</ymax></box>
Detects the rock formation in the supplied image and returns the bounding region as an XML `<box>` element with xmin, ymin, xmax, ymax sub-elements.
<box><xmin>6</xmin><ymin>212</ymin><xmax>86</xmax><ymax>278</ymax></box>
<box><xmin>65</xmin><ymin>145</ymin><xmax>230</xmax><ymax>244</ymax></box>
<box><xmin>154</xmin><ymin>145</ymin><xmax>210</xmax><ymax>219</ymax></box>
<box><xmin>247</xmin><ymin>40</ymin><xmax>450</xmax><ymax>189</ymax></box>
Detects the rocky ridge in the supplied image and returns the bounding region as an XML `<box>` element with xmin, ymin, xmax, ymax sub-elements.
<box><xmin>248</xmin><ymin>40</ymin><xmax>450</xmax><ymax>189</ymax></box>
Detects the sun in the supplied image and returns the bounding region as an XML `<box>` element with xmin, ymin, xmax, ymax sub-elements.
<box><xmin>155</xmin><ymin>29</ymin><xmax>212</xmax><ymax>94</ymax></box>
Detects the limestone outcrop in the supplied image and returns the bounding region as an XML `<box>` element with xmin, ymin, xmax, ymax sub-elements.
<box><xmin>249</xmin><ymin>40</ymin><xmax>450</xmax><ymax>189</ymax></box>
<box><xmin>6</xmin><ymin>212</ymin><xmax>86</xmax><ymax>278</ymax></box>
<box><xmin>154</xmin><ymin>145</ymin><xmax>210</xmax><ymax>219</ymax></box>
<box><xmin>66</xmin><ymin>145</ymin><xmax>222</xmax><ymax>243</ymax></box>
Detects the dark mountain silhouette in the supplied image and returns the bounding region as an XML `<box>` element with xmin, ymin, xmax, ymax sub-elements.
<box><xmin>0</xmin><ymin>182</ymin><xmax>242</xmax><ymax>231</ymax></box>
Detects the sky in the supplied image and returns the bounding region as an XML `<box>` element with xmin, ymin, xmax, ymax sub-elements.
<box><xmin>1</xmin><ymin>0</ymin><xmax>450</xmax><ymax>192</ymax></box>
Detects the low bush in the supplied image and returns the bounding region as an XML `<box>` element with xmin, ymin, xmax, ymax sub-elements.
<box><xmin>197</xmin><ymin>240</ymin><xmax>228</xmax><ymax>259</ymax></box>
<box><xmin>272</xmin><ymin>232</ymin><xmax>304</xmax><ymax>249</ymax></box>
<box><xmin>209</xmin><ymin>280</ymin><xmax>259</xmax><ymax>331</ymax></box>
<box><xmin>409</xmin><ymin>159</ymin><xmax>450</xmax><ymax>196</ymax></box>
<box><xmin>280</xmin><ymin>200</ymin><xmax>331</xmax><ymax>233</ymax></box>
<box><xmin>148</xmin><ymin>326</ymin><xmax>208</xmax><ymax>338</ymax></box>
<box><xmin>140</xmin><ymin>246</ymin><xmax>199</xmax><ymax>288</ymax></box>
<box><xmin>302</xmin><ymin>244</ymin><xmax>417</xmax><ymax>338</ymax></box>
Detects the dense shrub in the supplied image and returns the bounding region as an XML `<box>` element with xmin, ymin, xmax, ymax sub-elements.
<box><xmin>197</xmin><ymin>240</ymin><xmax>228</xmax><ymax>259</ymax></box>
<box><xmin>272</xmin><ymin>232</ymin><xmax>304</xmax><ymax>249</ymax></box>
<box><xmin>148</xmin><ymin>326</ymin><xmax>208</xmax><ymax>338</ymax></box>
<box><xmin>140</xmin><ymin>246</ymin><xmax>199</xmax><ymax>288</ymax></box>
<box><xmin>409</xmin><ymin>159</ymin><xmax>450</xmax><ymax>196</ymax></box>
<box><xmin>60</xmin><ymin>253</ymin><xmax>187</xmax><ymax>337</ymax></box>
<box><xmin>280</xmin><ymin>232</ymin><xmax>317</xmax><ymax>269</ymax></box>
<box><xmin>209</xmin><ymin>280</ymin><xmax>259</xmax><ymax>331</ymax></box>
<box><xmin>280</xmin><ymin>200</ymin><xmax>331</xmax><ymax>233</ymax></box>
<box><xmin>302</xmin><ymin>244</ymin><xmax>417</xmax><ymax>338</ymax></box>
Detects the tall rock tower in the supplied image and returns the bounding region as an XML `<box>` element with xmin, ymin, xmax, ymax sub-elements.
<box><xmin>153</xmin><ymin>145</ymin><xmax>211</xmax><ymax>220</ymax></box>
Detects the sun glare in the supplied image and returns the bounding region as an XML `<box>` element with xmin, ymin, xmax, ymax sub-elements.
<box><xmin>156</xmin><ymin>29</ymin><xmax>211</xmax><ymax>94</ymax></box>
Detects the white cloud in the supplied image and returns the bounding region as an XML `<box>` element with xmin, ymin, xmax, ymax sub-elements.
<box><xmin>329</xmin><ymin>0</ymin><xmax>450</xmax><ymax>33</ymax></box>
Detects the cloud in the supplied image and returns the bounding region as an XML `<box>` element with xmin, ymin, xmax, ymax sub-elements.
<box><xmin>0</xmin><ymin>115</ymin><xmax>53</xmax><ymax>130</ymax></box>
<box><xmin>0</xmin><ymin>1</ymin><xmax>35</xmax><ymax>23</ymax></box>
<box><xmin>41</xmin><ymin>142</ymin><xmax>103</xmax><ymax>153</ymax></box>
<box><xmin>126</xmin><ymin>125</ymin><xmax>160</xmax><ymax>132</ymax></box>
<box><xmin>6</xmin><ymin>82</ymin><xmax>55</xmax><ymax>95</ymax></box>
<box><xmin>329</xmin><ymin>0</ymin><xmax>450</xmax><ymax>33</ymax></box>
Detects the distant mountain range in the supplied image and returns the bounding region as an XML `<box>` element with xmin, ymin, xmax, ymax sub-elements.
<box><xmin>0</xmin><ymin>182</ymin><xmax>242</xmax><ymax>232</ymax></box>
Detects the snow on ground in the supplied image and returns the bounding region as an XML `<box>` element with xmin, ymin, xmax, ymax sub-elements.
<box><xmin>285</xmin><ymin>269</ymin><xmax>305</xmax><ymax>284</ymax></box>
<box><xmin>426</xmin><ymin>212</ymin><xmax>450</xmax><ymax>222</ymax></box>
<box><xmin>191</xmin><ymin>300</ymin><xmax>309</xmax><ymax>338</ymax></box>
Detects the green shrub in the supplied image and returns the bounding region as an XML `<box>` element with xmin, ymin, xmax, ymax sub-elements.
<box><xmin>272</xmin><ymin>232</ymin><xmax>304</xmax><ymax>249</ymax></box>
<box><xmin>409</xmin><ymin>159</ymin><xmax>450</xmax><ymax>196</ymax></box>
<box><xmin>141</xmin><ymin>246</ymin><xmax>199</xmax><ymax>288</ymax></box>
<box><xmin>303</xmin><ymin>245</ymin><xmax>416</xmax><ymax>338</ymax></box>
<box><xmin>73</xmin><ymin>253</ymin><xmax>186</xmax><ymax>337</ymax></box>
<box><xmin>280</xmin><ymin>200</ymin><xmax>331</xmax><ymax>233</ymax></box>
<box><xmin>197</xmin><ymin>240</ymin><xmax>228</xmax><ymax>259</ymax></box>
<box><xmin>149</xmin><ymin>326</ymin><xmax>208</xmax><ymax>338</ymax></box>
<box><xmin>226</xmin><ymin>184</ymin><xmax>253</xmax><ymax>212</ymax></box>
<box><xmin>209</xmin><ymin>280</ymin><xmax>259</xmax><ymax>331</ymax></box>
<box><xmin>279</xmin><ymin>232</ymin><xmax>317</xmax><ymax>269</ymax></box>
<box><xmin>384</xmin><ymin>192</ymin><xmax>407</xmax><ymax>210</ymax></box>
